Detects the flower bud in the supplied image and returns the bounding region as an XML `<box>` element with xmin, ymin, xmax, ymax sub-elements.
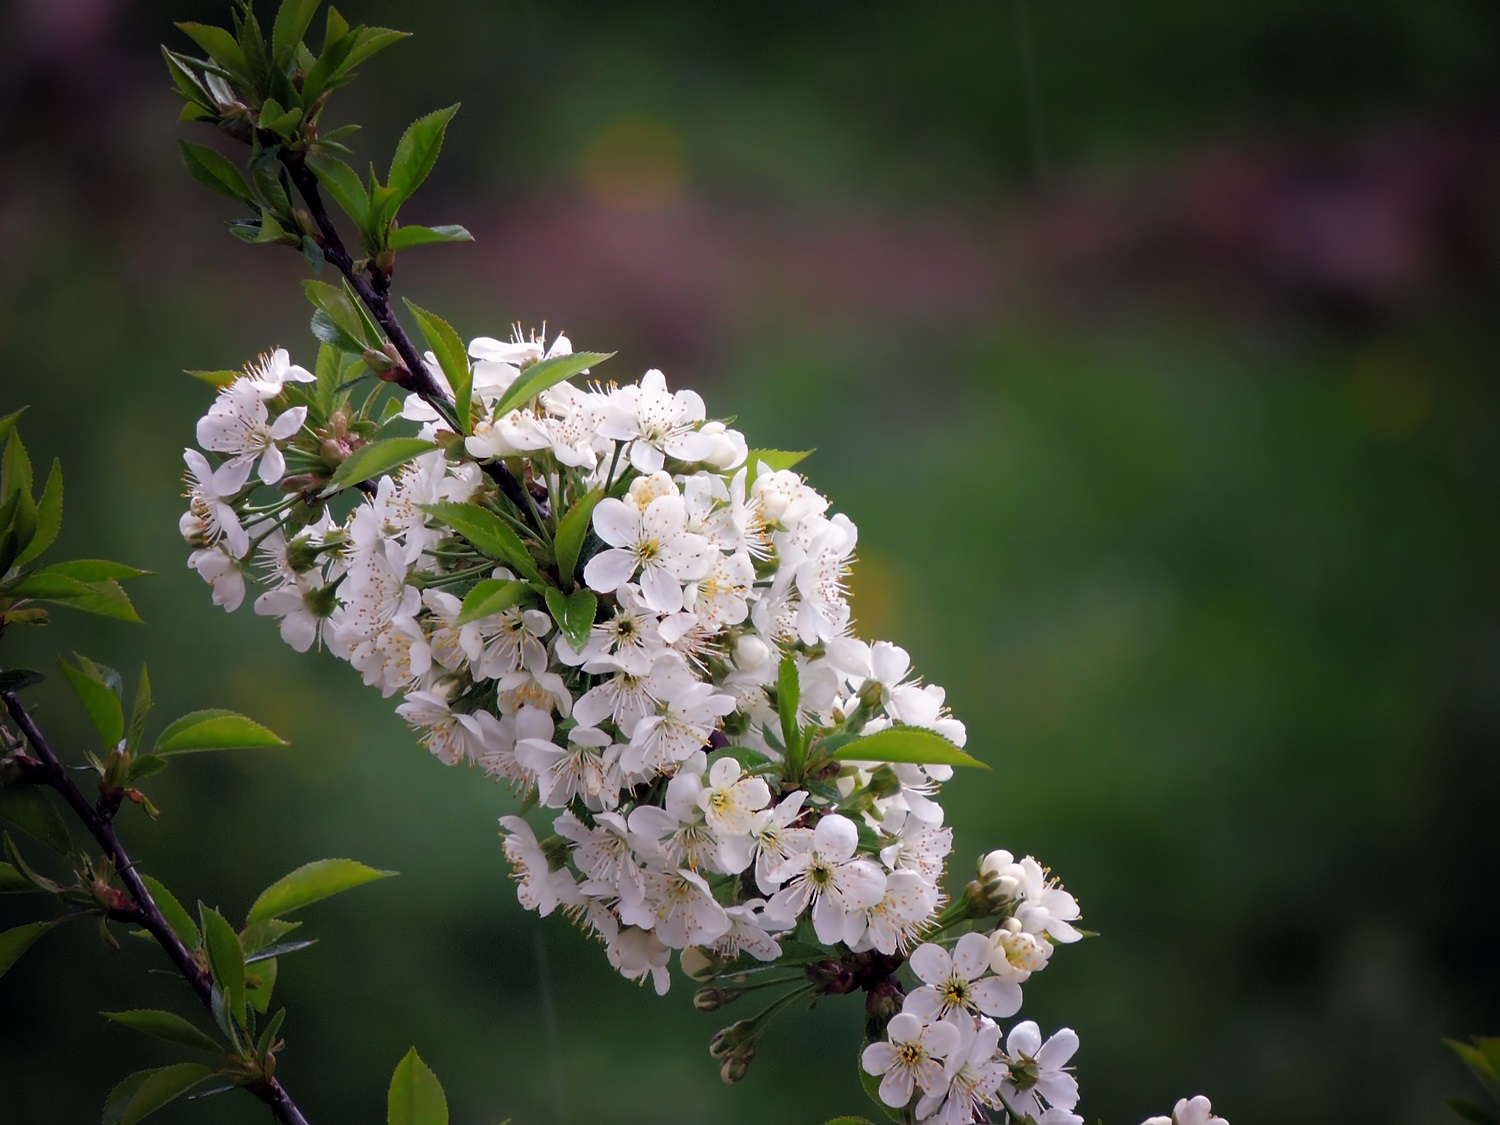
<box><xmin>733</xmin><ymin>633</ymin><xmax>772</xmax><ymax>671</ymax></box>
<box><xmin>681</xmin><ymin>946</ymin><xmax>722</xmax><ymax>982</ymax></box>
<box><xmin>719</xmin><ymin>1045</ymin><xmax>755</xmax><ymax>1084</ymax></box>
<box><xmin>693</xmin><ymin>987</ymin><xmax>738</xmax><ymax>1011</ymax></box>
<box><xmin>697</xmin><ymin>421</ymin><xmax>747</xmax><ymax>470</ymax></box>
<box><xmin>709</xmin><ymin>1019</ymin><xmax>755</xmax><ymax>1059</ymax></box>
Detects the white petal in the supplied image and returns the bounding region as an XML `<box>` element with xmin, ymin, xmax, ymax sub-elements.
<box><xmin>591</xmin><ymin>498</ymin><xmax>639</xmax><ymax>548</ymax></box>
<box><xmin>583</xmin><ymin>548</ymin><xmax>637</xmax><ymax>593</ymax></box>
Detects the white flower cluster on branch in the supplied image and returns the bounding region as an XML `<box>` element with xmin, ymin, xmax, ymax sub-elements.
<box><xmin>178</xmin><ymin>329</ymin><xmax>1223</xmax><ymax>1123</ymax></box>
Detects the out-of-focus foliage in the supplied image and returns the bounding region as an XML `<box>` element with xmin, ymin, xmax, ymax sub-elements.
<box><xmin>0</xmin><ymin>0</ymin><xmax>1496</xmax><ymax>1122</ymax></box>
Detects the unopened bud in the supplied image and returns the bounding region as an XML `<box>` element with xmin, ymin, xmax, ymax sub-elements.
<box><xmin>681</xmin><ymin>946</ymin><xmax>722</xmax><ymax>981</ymax></box>
<box><xmin>361</xmin><ymin>347</ymin><xmax>395</xmax><ymax>374</ymax></box>
<box><xmin>719</xmin><ymin>1045</ymin><xmax>755</xmax><ymax>1084</ymax></box>
<box><xmin>732</xmin><ymin>633</ymin><xmax>771</xmax><ymax>671</ymax></box>
<box><xmin>709</xmin><ymin>1019</ymin><xmax>755</xmax><ymax>1059</ymax></box>
<box><xmin>857</xmin><ymin>678</ymin><xmax>885</xmax><ymax>710</ymax></box>
<box><xmin>693</xmin><ymin>987</ymin><xmax>738</xmax><ymax>1011</ymax></box>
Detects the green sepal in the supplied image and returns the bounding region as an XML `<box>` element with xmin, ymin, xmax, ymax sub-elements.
<box><xmin>246</xmin><ymin>857</ymin><xmax>396</xmax><ymax>926</ymax></box>
<box><xmin>554</xmin><ymin>488</ymin><xmax>603</xmax><ymax>587</ymax></box>
<box><xmin>4</xmin><ymin>831</ymin><xmax>64</xmax><ymax>894</ymax></box>
<box><xmin>154</xmin><ymin>709</ymin><xmax>287</xmax><ymax>755</ymax></box>
<box><xmin>418</xmin><ymin>501</ymin><xmax>543</xmax><ymax>583</ymax></box>
<box><xmin>456</xmin><ymin>579</ymin><xmax>531</xmax><ymax>626</ymax></box>
<box><xmin>101</xmin><ymin>1010</ymin><xmax>223</xmax><ymax>1055</ymax></box>
<box><xmin>492</xmin><ymin>352</ymin><xmax>613</xmax><ymax>419</ymax></box>
<box><xmin>388</xmin><ymin>1047</ymin><xmax>449</xmax><ymax>1125</ymax></box>
<box><xmin>324</xmin><ymin>438</ymin><xmax>437</xmax><ymax>496</ymax></box>
<box><xmin>544</xmin><ymin>587</ymin><xmax>597</xmax><ymax>654</ymax></box>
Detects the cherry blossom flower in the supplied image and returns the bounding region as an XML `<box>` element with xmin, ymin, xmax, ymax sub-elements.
<box><xmin>861</xmin><ymin>1012</ymin><xmax>961</xmax><ymax>1109</ymax></box>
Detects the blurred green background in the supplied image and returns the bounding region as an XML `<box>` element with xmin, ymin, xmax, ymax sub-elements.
<box><xmin>2</xmin><ymin>1</ymin><xmax>1498</xmax><ymax>1122</ymax></box>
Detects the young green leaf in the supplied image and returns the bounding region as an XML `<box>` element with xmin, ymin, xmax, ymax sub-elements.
<box><xmin>112</xmin><ymin>1062</ymin><xmax>214</xmax><ymax>1125</ymax></box>
<box><xmin>3</xmin><ymin>832</ymin><xmax>63</xmax><ymax>894</ymax></box>
<box><xmin>127</xmin><ymin>665</ymin><xmax>153</xmax><ymax>752</ymax></box>
<box><xmin>1449</xmin><ymin>1038</ymin><xmax>1500</xmax><ymax>1103</ymax></box>
<box><xmin>0</xmin><ymin>861</ymin><xmax>37</xmax><ymax>894</ymax></box>
<box><xmin>777</xmin><ymin>653</ymin><xmax>801</xmax><ymax>765</ymax></box>
<box><xmin>175</xmin><ymin>22</ymin><xmax>251</xmax><ymax>81</ymax></box>
<box><xmin>246</xmin><ymin>956</ymin><xmax>278</xmax><ymax>1014</ymax></box>
<box><xmin>244</xmin><ymin>938</ymin><xmax>316</xmax><ymax>964</ymax></box>
<box><xmin>154</xmin><ymin>709</ymin><xmax>287</xmax><ymax>755</ymax></box>
<box><xmin>179</xmin><ymin>141</ymin><xmax>259</xmax><ymax>208</ymax></box>
<box><xmin>0</xmin><ymin>407</ymin><xmax>25</xmax><ymax>449</ymax></box>
<box><xmin>418</xmin><ymin>502</ymin><xmax>542</xmax><ymax>583</ymax></box>
<box><xmin>553</xmin><ymin>488</ymin><xmax>603</xmax><ymax>587</ymax></box>
<box><xmin>239</xmin><ymin>917</ymin><xmax>301</xmax><ymax>957</ymax></box>
<box><xmin>323</xmin><ymin>438</ymin><xmax>437</xmax><ymax>496</ymax></box>
<box><xmin>404</xmin><ymin>300</ymin><xmax>471</xmax><ymax>432</ymax></box>
<box><xmin>57</xmin><ymin>655</ymin><xmax>125</xmax><ymax>749</ymax></box>
<box><xmin>456</xmin><ymin>579</ymin><xmax>532</xmax><ymax>626</ymax></box>
<box><xmin>387</xmin><ymin>104</ymin><xmax>460</xmax><ymax>207</ymax></box>
<box><xmin>257</xmin><ymin>1008</ymin><xmax>288</xmax><ymax>1060</ymax></box>
<box><xmin>388</xmin><ymin>1047</ymin><xmax>449</xmax><ymax>1125</ymax></box>
<box><xmin>199</xmin><ymin>906</ymin><xmax>246</xmax><ymax>1028</ymax></box>
<box><xmin>304</xmin><ymin>278</ymin><xmax>373</xmax><ymax>350</ymax></box>
<box><xmin>0</xmin><ymin>789</ymin><xmax>72</xmax><ymax>854</ymax></box>
<box><xmin>0</xmin><ymin>668</ymin><xmax>43</xmax><ymax>692</ymax></box>
<box><xmin>0</xmin><ymin>919</ymin><xmax>59</xmax><ymax>979</ymax></box>
<box><xmin>492</xmin><ymin>352</ymin><xmax>613</xmax><ymax>419</ymax></box>
<box><xmin>745</xmin><ymin>449</ymin><xmax>813</xmax><ymax>483</ymax></box>
<box><xmin>271</xmin><ymin>0</ymin><xmax>321</xmax><ymax>66</ymax></box>
<box><xmin>828</xmin><ymin>727</ymin><xmax>988</xmax><ymax>770</ymax></box>
<box><xmin>246</xmin><ymin>858</ymin><xmax>396</xmax><ymax>926</ymax></box>
<box><xmin>13</xmin><ymin>458</ymin><xmax>60</xmax><ymax>568</ymax></box>
<box><xmin>388</xmin><ymin>224</ymin><xmax>472</xmax><ymax>251</ymax></box>
<box><xmin>544</xmin><ymin>587</ymin><xmax>597</xmax><ymax>655</ymax></box>
<box><xmin>140</xmin><ymin>875</ymin><xmax>198</xmax><ymax>948</ymax></box>
<box><xmin>306</xmin><ymin>153</ymin><xmax>372</xmax><ymax>232</ymax></box>
<box><xmin>337</xmin><ymin>26</ymin><xmax>410</xmax><ymax>74</ymax></box>
<box><xmin>39</xmin><ymin>559</ymin><xmax>149</xmax><ymax>583</ymax></box>
<box><xmin>102</xmin><ymin>1010</ymin><xmax>223</xmax><ymax>1055</ymax></box>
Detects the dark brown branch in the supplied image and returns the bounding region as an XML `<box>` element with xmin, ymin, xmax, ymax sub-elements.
<box><xmin>1</xmin><ymin>690</ymin><xmax>312</xmax><ymax>1125</ymax></box>
<box><xmin>274</xmin><ymin>147</ymin><xmax>540</xmax><ymax>528</ymax></box>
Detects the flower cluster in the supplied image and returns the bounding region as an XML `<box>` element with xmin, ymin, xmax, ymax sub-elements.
<box><xmin>179</xmin><ymin>328</ymin><xmax>1219</xmax><ymax>1122</ymax></box>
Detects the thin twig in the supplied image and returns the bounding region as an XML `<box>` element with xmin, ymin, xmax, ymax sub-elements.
<box><xmin>1</xmin><ymin>690</ymin><xmax>313</xmax><ymax>1125</ymax></box>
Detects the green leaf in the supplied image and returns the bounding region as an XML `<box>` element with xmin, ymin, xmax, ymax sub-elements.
<box><xmin>58</xmin><ymin>654</ymin><xmax>125</xmax><ymax>750</ymax></box>
<box><xmin>0</xmin><ymin>919</ymin><xmax>58</xmax><ymax>979</ymax></box>
<box><xmin>200</xmin><ymin>906</ymin><xmax>246</xmax><ymax>1028</ymax></box>
<box><xmin>777</xmin><ymin>653</ymin><xmax>801</xmax><ymax>764</ymax></box>
<box><xmin>42</xmin><ymin>559</ymin><xmax>149</xmax><ymax>583</ymax></box>
<box><xmin>0</xmin><ymin>789</ymin><xmax>72</xmax><ymax>854</ymax></box>
<box><xmin>388</xmin><ymin>224</ymin><xmax>472</xmax><ymax>251</ymax></box>
<box><xmin>745</xmin><ymin>449</ymin><xmax>813</xmax><ymax>480</ymax></box>
<box><xmin>246</xmin><ymin>955</ymin><xmax>278</xmax><ymax>1014</ymax></box>
<box><xmin>1449</xmin><ymin>1039</ymin><xmax>1500</xmax><ymax>1103</ymax></box>
<box><xmin>175</xmin><ymin>22</ymin><xmax>250</xmax><ymax>80</ymax></box>
<box><xmin>0</xmin><ymin>861</ymin><xmax>38</xmax><ymax>894</ymax></box>
<box><xmin>324</xmin><ymin>438</ymin><xmax>437</xmax><ymax>496</ymax></box>
<box><xmin>0</xmin><ymin>407</ymin><xmax>25</xmax><ymax>448</ymax></box>
<box><xmin>856</xmin><ymin>1048</ymin><xmax>904</xmax><ymax>1121</ymax></box>
<box><xmin>0</xmin><ymin>668</ymin><xmax>43</xmax><ymax>692</ymax></box>
<box><xmin>113</xmin><ymin>1062</ymin><xmax>214</xmax><ymax>1125</ymax></box>
<box><xmin>154</xmin><ymin>709</ymin><xmax>287</xmax><ymax>755</ymax></box>
<box><xmin>456</xmin><ymin>579</ymin><xmax>532</xmax><ymax>626</ymax></box>
<box><xmin>544</xmin><ymin>588</ymin><xmax>597</xmax><ymax>655</ymax></box>
<box><xmin>179</xmin><ymin>141</ymin><xmax>258</xmax><ymax>208</ymax></box>
<box><xmin>388</xmin><ymin>1047</ymin><xmax>449</xmax><ymax>1125</ymax></box>
<box><xmin>387</xmin><ymin>104</ymin><xmax>459</xmax><ymax>207</ymax></box>
<box><xmin>271</xmin><ymin>0</ymin><xmax>321</xmax><ymax>65</ymax></box>
<box><xmin>14</xmin><ymin>564</ymin><xmax>144</xmax><ymax>623</ymax></box>
<box><xmin>140</xmin><ymin>875</ymin><xmax>198</xmax><ymax>948</ymax></box>
<box><xmin>1446</xmin><ymin>1098</ymin><xmax>1500</xmax><ymax>1125</ymax></box>
<box><xmin>126</xmin><ymin>666</ymin><xmax>153</xmax><ymax>753</ymax></box>
<box><xmin>828</xmin><ymin>727</ymin><xmax>989</xmax><ymax>770</ymax></box>
<box><xmin>13</xmin><ymin>459</ymin><xmax>61</xmax><ymax>568</ymax></box>
<box><xmin>554</xmin><ymin>488</ymin><xmax>603</xmax><ymax>587</ymax></box>
<box><xmin>492</xmin><ymin>352</ymin><xmax>613</xmax><ymax>419</ymax></box>
<box><xmin>418</xmin><ymin>502</ymin><xmax>542</xmax><ymax>583</ymax></box>
<box><xmin>245</xmin><ymin>938</ymin><xmax>316</xmax><ymax>964</ymax></box>
<box><xmin>240</xmin><ymin>917</ymin><xmax>301</xmax><ymax>957</ymax></box>
<box><xmin>102</xmin><ymin>1010</ymin><xmax>223</xmax><ymax>1055</ymax></box>
<box><xmin>306</xmin><ymin>154</ymin><xmax>371</xmax><ymax>231</ymax></box>
<box><xmin>305</xmin><ymin>279</ymin><xmax>374</xmax><ymax>352</ymax></box>
<box><xmin>257</xmin><ymin>1008</ymin><xmax>288</xmax><ymax>1059</ymax></box>
<box><xmin>338</xmin><ymin>26</ymin><xmax>410</xmax><ymax>74</ymax></box>
<box><xmin>246</xmin><ymin>858</ymin><xmax>396</xmax><ymax>925</ymax></box>
<box><xmin>4</xmin><ymin>832</ymin><xmax>63</xmax><ymax>894</ymax></box>
<box><xmin>404</xmin><ymin>301</ymin><xmax>472</xmax><ymax>433</ymax></box>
